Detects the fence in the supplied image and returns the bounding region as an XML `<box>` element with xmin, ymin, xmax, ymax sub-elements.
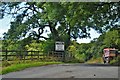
<box><xmin>0</xmin><ymin>50</ymin><xmax>66</xmax><ymax>62</ymax></box>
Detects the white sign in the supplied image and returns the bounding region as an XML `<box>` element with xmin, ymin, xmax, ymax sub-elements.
<box><xmin>55</xmin><ymin>42</ymin><xmax>64</xmax><ymax>51</ymax></box>
<box><xmin>104</xmin><ymin>50</ymin><xmax>110</xmax><ymax>57</ymax></box>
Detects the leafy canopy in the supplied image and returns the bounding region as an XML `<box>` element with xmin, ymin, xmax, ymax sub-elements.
<box><xmin>0</xmin><ymin>2</ymin><xmax>119</xmax><ymax>48</ymax></box>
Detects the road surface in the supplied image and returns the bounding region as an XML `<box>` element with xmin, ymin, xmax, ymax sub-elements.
<box><xmin>2</xmin><ymin>63</ymin><xmax>119</xmax><ymax>78</ymax></box>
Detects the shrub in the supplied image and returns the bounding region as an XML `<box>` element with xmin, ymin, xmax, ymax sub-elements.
<box><xmin>110</xmin><ymin>56</ymin><xmax>120</xmax><ymax>65</ymax></box>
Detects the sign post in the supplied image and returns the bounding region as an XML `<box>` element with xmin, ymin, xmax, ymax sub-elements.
<box><xmin>55</xmin><ymin>41</ymin><xmax>64</xmax><ymax>51</ymax></box>
<box><xmin>55</xmin><ymin>41</ymin><xmax>65</xmax><ymax>62</ymax></box>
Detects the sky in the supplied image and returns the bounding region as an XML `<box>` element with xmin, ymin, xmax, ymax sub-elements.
<box><xmin>0</xmin><ymin>15</ymin><xmax>101</xmax><ymax>43</ymax></box>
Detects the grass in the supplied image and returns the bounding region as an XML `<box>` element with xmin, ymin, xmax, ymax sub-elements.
<box><xmin>86</xmin><ymin>56</ymin><xmax>120</xmax><ymax>65</ymax></box>
<box><xmin>86</xmin><ymin>57</ymin><xmax>103</xmax><ymax>64</ymax></box>
<box><xmin>110</xmin><ymin>56</ymin><xmax>120</xmax><ymax>66</ymax></box>
<box><xmin>1</xmin><ymin>61</ymin><xmax>62</xmax><ymax>74</ymax></box>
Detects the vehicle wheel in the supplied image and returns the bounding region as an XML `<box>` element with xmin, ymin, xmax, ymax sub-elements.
<box><xmin>105</xmin><ymin>58</ymin><xmax>109</xmax><ymax>64</ymax></box>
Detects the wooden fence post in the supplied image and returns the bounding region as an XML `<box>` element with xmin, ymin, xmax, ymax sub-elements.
<box><xmin>31</xmin><ymin>52</ymin><xmax>33</xmax><ymax>61</ymax></box>
<box><xmin>43</xmin><ymin>53</ymin><xmax>45</xmax><ymax>61</ymax></box>
<box><xmin>23</xmin><ymin>51</ymin><xmax>26</xmax><ymax>62</ymax></box>
<box><xmin>5</xmin><ymin>49</ymin><xmax>8</xmax><ymax>60</ymax></box>
<box><xmin>38</xmin><ymin>51</ymin><xmax>39</xmax><ymax>60</ymax></box>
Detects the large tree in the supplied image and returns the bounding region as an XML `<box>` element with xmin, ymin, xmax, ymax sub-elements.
<box><xmin>0</xmin><ymin>2</ymin><xmax>120</xmax><ymax>49</ymax></box>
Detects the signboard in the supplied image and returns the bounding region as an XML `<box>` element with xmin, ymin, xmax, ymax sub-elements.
<box><xmin>55</xmin><ymin>41</ymin><xmax>64</xmax><ymax>51</ymax></box>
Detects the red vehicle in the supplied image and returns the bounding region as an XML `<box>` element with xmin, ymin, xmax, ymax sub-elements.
<box><xmin>103</xmin><ymin>48</ymin><xmax>118</xmax><ymax>64</ymax></box>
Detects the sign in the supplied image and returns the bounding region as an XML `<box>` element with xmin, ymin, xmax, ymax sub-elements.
<box><xmin>55</xmin><ymin>41</ymin><xmax>64</xmax><ymax>51</ymax></box>
<box><xmin>104</xmin><ymin>50</ymin><xmax>109</xmax><ymax>57</ymax></box>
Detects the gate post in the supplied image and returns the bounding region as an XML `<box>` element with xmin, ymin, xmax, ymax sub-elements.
<box><xmin>63</xmin><ymin>51</ymin><xmax>65</xmax><ymax>62</ymax></box>
<box><xmin>5</xmin><ymin>49</ymin><xmax>8</xmax><ymax>60</ymax></box>
<box><xmin>5</xmin><ymin>49</ymin><xmax>7</xmax><ymax>60</ymax></box>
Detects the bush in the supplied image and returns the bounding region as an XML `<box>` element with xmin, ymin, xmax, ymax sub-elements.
<box><xmin>110</xmin><ymin>56</ymin><xmax>120</xmax><ymax>66</ymax></box>
<box><xmin>67</xmin><ymin>45</ymin><xmax>85</xmax><ymax>63</ymax></box>
<box><xmin>43</xmin><ymin>40</ymin><xmax>55</xmax><ymax>53</ymax></box>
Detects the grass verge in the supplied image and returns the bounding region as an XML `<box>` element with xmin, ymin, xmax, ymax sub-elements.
<box><xmin>1</xmin><ymin>61</ymin><xmax>62</xmax><ymax>75</ymax></box>
<box><xmin>86</xmin><ymin>57</ymin><xmax>103</xmax><ymax>64</ymax></box>
<box><xmin>110</xmin><ymin>56</ymin><xmax>120</xmax><ymax>66</ymax></box>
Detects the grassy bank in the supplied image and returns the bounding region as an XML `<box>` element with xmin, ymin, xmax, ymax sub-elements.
<box><xmin>1</xmin><ymin>61</ymin><xmax>62</xmax><ymax>74</ymax></box>
<box><xmin>86</xmin><ymin>57</ymin><xmax>103</xmax><ymax>64</ymax></box>
<box><xmin>86</xmin><ymin>56</ymin><xmax>120</xmax><ymax>65</ymax></box>
<box><xmin>110</xmin><ymin>56</ymin><xmax>120</xmax><ymax>66</ymax></box>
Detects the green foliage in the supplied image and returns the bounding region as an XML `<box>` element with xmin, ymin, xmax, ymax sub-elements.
<box><xmin>89</xmin><ymin>29</ymin><xmax>120</xmax><ymax>59</ymax></box>
<box><xmin>1</xmin><ymin>28</ymin><xmax>120</xmax><ymax>64</ymax></box>
<box><xmin>86</xmin><ymin>57</ymin><xmax>103</xmax><ymax>64</ymax></box>
<box><xmin>103</xmin><ymin>29</ymin><xmax>120</xmax><ymax>49</ymax></box>
<box><xmin>75</xmin><ymin>53</ymin><xmax>86</xmax><ymax>63</ymax></box>
<box><xmin>110</xmin><ymin>56</ymin><xmax>120</xmax><ymax>65</ymax></box>
<box><xmin>1</xmin><ymin>2</ymin><xmax>119</xmax><ymax>50</ymax></box>
<box><xmin>66</xmin><ymin>28</ymin><xmax>120</xmax><ymax>62</ymax></box>
<box><xmin>42</xmin><ymin>39</ymin><xmax>58</xmax><ymax>53</ymax></box>
<box><xmin>1</xmin><ymin>2</ymin><xmax>119</xmax><ymax>63</ymax></box>
<box><xmin>67</xmin><ymin>43</ymin><xmax>86</xmax><ymax>62</ymax></box>
<box><xmin>0</xmin><ymin>40</ymin><xmax>2</xmax><ymax>50</ymax></box>
<box><xmin>2</xmin><ymin>37</ymin><xmax>33</xmax><ymax>51</ymax></box>
<box><xmin>25</xmin><ymin>40</ymin><xmax>44</xmax><ymax>51</ymax></box>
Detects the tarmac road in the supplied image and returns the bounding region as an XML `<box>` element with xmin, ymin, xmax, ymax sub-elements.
<box><xmin>2</xmin><ymin>63</ymin><xmax>119</xmax><ymax>78</ymax></box>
